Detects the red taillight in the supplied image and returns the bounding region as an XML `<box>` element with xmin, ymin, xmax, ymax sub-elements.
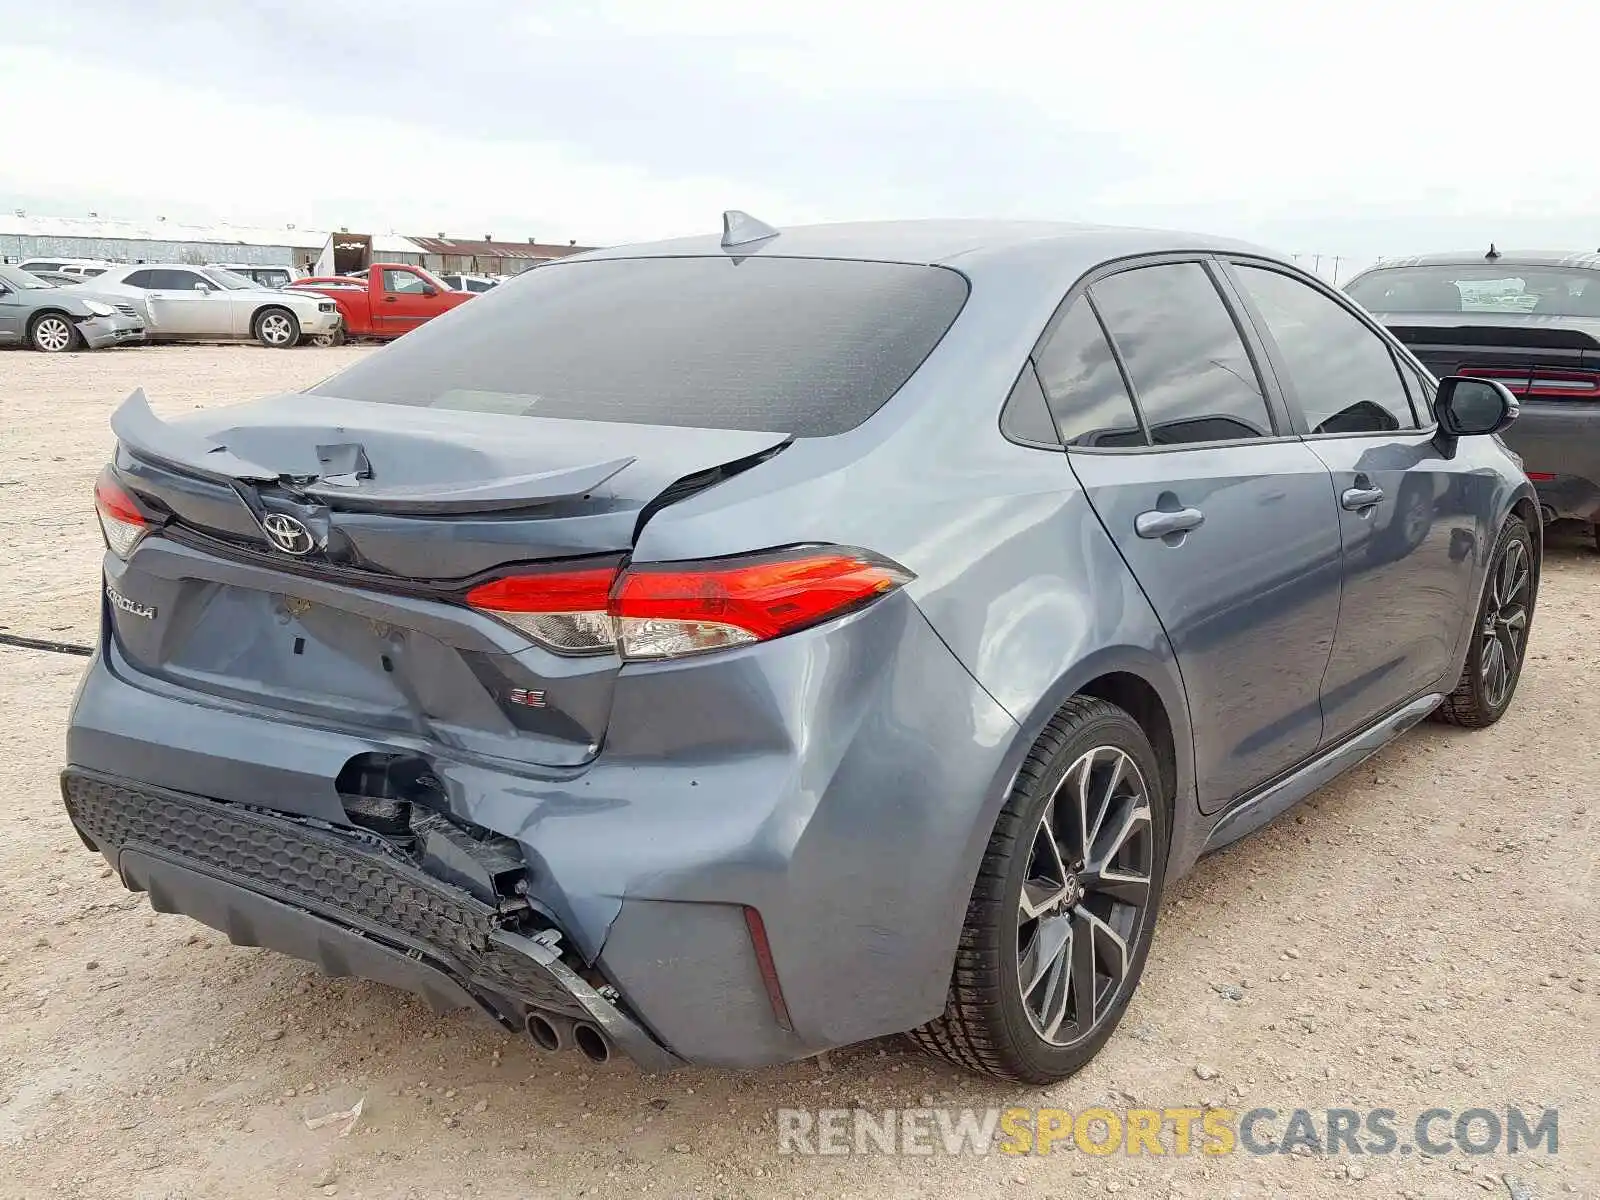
<box><xmin>1526</xmin><ymin>471</ymin><xmax>1556</xmax><ymax>481</ymax></box>
<box><xmin>464</xmin><ymin>547</ymin><xmax>913</xmax><ymax>661</ymax></box>
<box><xmin>1526</xmin><ymin>370</ymin><xmax>1600</xmax><ymax>398</ymax></box>
<box><xmin>614</xmin><ymin>549</ymin><xmax>912</xmax><ymax>658</ymax></box>
<box><xmin>94</xmin><ymin>467</ymin><xmax>150</xmax><ymax>558</ymax></box>
<box><xmin>462</xmin><ymin>566</ymin><xmax>616</xmax><ymax>654</ymax></box>
<box><xmin>1462</xmin><ymin>367</ymin><xmax>1600</xmax><ymax>399</ymax></box>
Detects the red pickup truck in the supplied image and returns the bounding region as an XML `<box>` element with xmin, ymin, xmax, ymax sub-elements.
<box><xmin>287</xmin><ymin>263</ymin><xmax>472</xmax><ymax>341</ymax></box>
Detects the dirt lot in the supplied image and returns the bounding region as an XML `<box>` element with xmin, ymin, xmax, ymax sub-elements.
<box><xmin>1</xmin><ymin>346</ymin><xmax>1595</xmax><ymax>1198</ymax></box>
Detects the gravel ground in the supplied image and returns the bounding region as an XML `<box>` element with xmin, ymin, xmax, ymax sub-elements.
<box><xmin>0</xmin><ymin>346</ymin><xmax>1595</xmax><ymax>1198</ymax></box>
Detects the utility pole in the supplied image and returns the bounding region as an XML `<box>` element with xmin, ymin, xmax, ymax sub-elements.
<box><xmin>1332</xmin><ymin>256</ymin><xmax>1343</xmax><ymax>284</ymax></box>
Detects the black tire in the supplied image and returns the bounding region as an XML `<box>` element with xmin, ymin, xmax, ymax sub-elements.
<box><xmin>29</xmin><ymin>311</ymin><xmax>82</xmax><ymax>353</ymax></box>
<box><xmin>909</xmin><ymin>695</ymin><xmax>1169</xmax><ymax>1083</ymax></box>
<box><xmin>310</xmin><ymin>327</ymin><xmax>346</xmax><ymax>347</ymax></box>
<box><xmin>253</xmin><ymin>307</ymin><xmax>301</xmax><ymax>349</ymax></box>
<box><xmin>1432</xmin><ymin>516</ymin><xmax>1536</xmax><ymax>728</ymax></box>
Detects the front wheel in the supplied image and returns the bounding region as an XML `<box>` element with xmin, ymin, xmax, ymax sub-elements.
<box><xmin>909</xmin><ymin>695</ymin><xmax>1168</xmax><ymax>1083</ymax></box>
<box><xmin>1432</xmin><ymin>516</ymin><xmax>1536</xmax><ymax>727</ymax></box>
<box><xmin>253</xmin><ymin>307</ymin><xmax>300</xmax><ymax>349</ymax></box>
<box><xmin>29</xmin><ymin>312</ymin><xmax>81</xmax><ymax>353</ymax></box>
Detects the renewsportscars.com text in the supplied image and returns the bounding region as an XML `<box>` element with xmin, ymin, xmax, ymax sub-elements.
<box><xmin>777</xmin><ymin>1105</ymin><xmax>1559</xmax><ymax>1158</ymax></box>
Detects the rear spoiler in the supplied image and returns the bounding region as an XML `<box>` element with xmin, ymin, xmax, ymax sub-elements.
<box><xmin>109</xmin><ymin>389</ymin><xmax>637</xmax><ymax>514</ymax></box>
<box><xmin>1378</xmin><ymin>314</ymin><xmax>1600</xmax><ymax>353</ymax></box>
<box><xmin>112</xmin><ymin>388</ymin><xmax>279</xmax><ymax>484</ymax></box>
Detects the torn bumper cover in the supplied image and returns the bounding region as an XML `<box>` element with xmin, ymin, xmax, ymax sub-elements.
<box><xmin>60</xmin><ymin>769</ymin><xmax>683</xmax><ymax>1073</ymax></box>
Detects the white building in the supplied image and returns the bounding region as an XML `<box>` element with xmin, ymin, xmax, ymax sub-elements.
<box><xmin>0</xmin><ymin>212</ymin><xmax>424</xmax><ymax>270</ymax></box>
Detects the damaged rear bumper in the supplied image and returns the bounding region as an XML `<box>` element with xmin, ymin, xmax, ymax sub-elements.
<box><xmin>61</xmin><ymin>768</ymin><xmax>683</xmax><ymax>1074</ymax></box>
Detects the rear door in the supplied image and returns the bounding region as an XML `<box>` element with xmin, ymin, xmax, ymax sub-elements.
<box><xmin>1052</xmin><ymin>260</ymin><xmax>1344</xmax><ymax>808</ymax></box>
<box><xmin>1226</xmin><ymin>259</ymin><xmax>1486</xmax><ymax>743</ymax></box>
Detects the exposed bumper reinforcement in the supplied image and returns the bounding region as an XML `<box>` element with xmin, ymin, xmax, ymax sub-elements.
<box><xmin>61</xmin><ymin>768</ymin><xmax>683</xmax><ymax>1074</ymax></box>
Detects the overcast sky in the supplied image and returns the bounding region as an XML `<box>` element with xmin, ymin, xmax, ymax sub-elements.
<box><xmin>3</xmin><ymin>0</ymin><xmax>1597</xmax><ymax>269</ymax></box>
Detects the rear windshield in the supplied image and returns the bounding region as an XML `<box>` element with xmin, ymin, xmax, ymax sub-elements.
<box><xmin>311</xmin><ymin>256</ymin><xmax>969</xmax><ymax>436</ymax></box>
<box><xmin>1348</xmin><ymin>265</ymin><xmax>1600</xmax><ymax>318</ymax></box>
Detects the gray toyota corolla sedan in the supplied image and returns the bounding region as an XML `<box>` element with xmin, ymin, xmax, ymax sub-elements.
<box><xmin>63</xmin><ymin>216</ymin><xmax>1537</xmax><ymax>1082</ymax></box>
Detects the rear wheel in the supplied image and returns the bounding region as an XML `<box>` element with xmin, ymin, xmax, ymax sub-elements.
<box><xmin>29</xmin><ymin>312</ymin><xmax>80</xmax><ymax>353</ymax></box>
<box><xmin>909</xmin><ymin>696</ymin><xmax>1167</xmax><ymax>1083</ymax></box>
<box><xmin>254</xmin><ymin>307</ymin><xmax>300</xmax><ymax>348</ymax></box>
<box><xmin>1433</xmin><ymin>516</ymin><xmax>1535</xmax><ymax>727</ymax></box>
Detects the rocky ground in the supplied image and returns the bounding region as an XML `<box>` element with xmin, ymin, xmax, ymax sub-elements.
<box><xmin>0</xmin><ymin>346</ymin><xmax>1594</xmax><ymax>1198</ymax></box>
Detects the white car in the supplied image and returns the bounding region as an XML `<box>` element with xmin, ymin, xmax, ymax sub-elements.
<box><xmin>92</xmin><ymin>264</ymin><xmax>342</xmax><ymax>347</ymax></box>
<box><xmin>17</xmin><ymin>257</ymin><xmax>115</xmax><ymax>279</ymax></box>
<box><xmin>437</xmin><ymin>272</ymin><xmax>499</xmax><ymax>294</ymax></box>
<box><xmin>207</xmin><ymin>263</ymin><xmax>303</xmax><ymax>289</ymax></box>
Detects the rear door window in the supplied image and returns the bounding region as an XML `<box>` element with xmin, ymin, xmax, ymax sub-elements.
<box><xmin>313</xmin><ymin>257</ymin><xmax>970</xmax><ymax>436</ymax></box>
<box><xmin>1032</xmin><ymin>299</ymin><xmax>1145</xmax><ymax>447</ymax></box>
<box><xmin>1233</xmin><ymin>263</ymin><xmax>1419</xmax><ymax>433</ymax></box>
<box><xmin>1090</xmin><ymin>263</ymin><xmax>1274</xmax><ymax>445</ymax></box>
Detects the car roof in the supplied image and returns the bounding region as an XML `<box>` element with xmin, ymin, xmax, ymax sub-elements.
<box><xmin>1360</xmin><ymin>250</ymin><xmax>1600</xmax><ymax>273</ymax></box>
<box><xmin>574</xmin><ymin>218</ymin><xmax>1272</xmax><ymax>278</ymax></box>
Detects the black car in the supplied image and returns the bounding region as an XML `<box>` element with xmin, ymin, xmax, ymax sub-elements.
<box><xmin>1346</xmin><ymin>249</ymin><xmax>1600</xmax><ymax>545</ymax></box>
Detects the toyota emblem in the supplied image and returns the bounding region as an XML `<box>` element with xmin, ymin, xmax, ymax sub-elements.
<box><xmin>261</xmin><ymin>512</ymin><xmax>316</xmax><ymax>556</ymax></box>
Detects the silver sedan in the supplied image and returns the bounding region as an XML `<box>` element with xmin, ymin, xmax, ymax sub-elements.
<box><xmin>91</xmin><ymin>264</ymin><xmax>342</xmax><ymax>348</ymax></box>
<box><xmin>0</xmin><ymin>265</ymin><xmax>146</xmax><ymax>351</ymax></box>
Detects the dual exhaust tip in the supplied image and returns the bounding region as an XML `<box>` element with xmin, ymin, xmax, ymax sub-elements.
<box><xmin>526</xmin><ymin>1010</ymin><xmax>611</xmax><ymax>1064</ymax></box>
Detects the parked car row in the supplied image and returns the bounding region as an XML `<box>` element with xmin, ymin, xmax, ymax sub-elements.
<box><xmin>17</xmin><ymin>257</ymin><xmax>113</xmax><ymax>278</ymax></box>
<box><xmin>0</xmin><ymin>260</ymin><xmax>474</xmax><ymax>351</ymax></box>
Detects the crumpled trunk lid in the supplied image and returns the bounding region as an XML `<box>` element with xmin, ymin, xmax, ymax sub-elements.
<box><xmin>104</xmin><ymin>390</ymin><xmax>788</xmax><ymax>768</ymax></box>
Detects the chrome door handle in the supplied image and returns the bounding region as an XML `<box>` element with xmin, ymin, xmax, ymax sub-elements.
<box><xmin>1341</xmin><ymin>486</ymin><xmax>1385</xmax><ymax>511</ymax></box>
<box><xmin>1135</xmin><ymin>507</ymin><xmax>1205</xmax><ymax>538</ymax></box>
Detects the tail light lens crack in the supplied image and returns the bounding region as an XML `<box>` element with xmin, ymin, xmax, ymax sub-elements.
<box><xmin>94</xmin><ymin>467</ymin><xmax>153</xmax><ymax>559</ymax></box>
<box><xmin>466</xmin><ymin>547</ymin><xmax>913</xmax><ymax>662</ymax></box>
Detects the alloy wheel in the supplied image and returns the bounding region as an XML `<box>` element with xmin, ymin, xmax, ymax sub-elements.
<box><xmin>260</xmin><ymin>314</ymin><xmax>293</xmax><ymax>345</ymax></box>
<box><xmin>1017</xmin><ymin>746</ymin><xmax>1154</xmax><ymax>1047</ymax></box>
<box><xmin>1480</xmin><ymin>537</ymin><xmax>1530</xmax><ymax>709</ymax></box>
<box><xmin>34</xmin><ymin>317</ymin><xmax>72</xmax><ymax>352</ymax></box>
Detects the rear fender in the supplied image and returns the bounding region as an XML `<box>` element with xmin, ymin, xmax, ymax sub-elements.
<box><xmin>968</xmin><ymin>643</ymin><xmax>1200</xmax><ymax>896</ymax></box>
<box><xmin>1440</xmin><ymin>472</ymin><xmax>1541</xmax><ymax>690</ymax></box>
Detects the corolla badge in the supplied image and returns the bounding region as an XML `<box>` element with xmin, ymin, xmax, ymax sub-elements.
<box><xmin>261</xmin><ymin>512</ymin><xmax>316</xmax><ymax>556</ymax></box>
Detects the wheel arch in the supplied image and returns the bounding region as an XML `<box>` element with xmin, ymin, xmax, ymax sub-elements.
<box><xmin>27</xmin><ymin>306</ymin><xmax>77</xmax><ymax>329</ymax></box>
<box><xmin>967</xmin><ymin>646</ymin><xmax>1202</xmax><ymax>895</ymax></box>
<box><xmin>251</xmin><ymin>301</ymin><xmax>297</xmax><ymax>327</ymax></box>
<box><xmin>26</xmin><ymin>308</ymin><xmax>82</xmax><ymax>349</ymax></box>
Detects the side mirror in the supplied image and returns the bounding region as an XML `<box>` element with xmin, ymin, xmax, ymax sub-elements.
<box><xmin>193</xmin><ymin>282</ymin><xmax>213</xmax><ymax>293</ymax></box>
<box><xmin>421</xmin><ymin>285</ymin><xmax>438</xmax><ymax>297</ymax></box>
<box><xmin>1434</xmin><ymin>376</ymin><xmax>1518</xmax><ymax>436</ymax></box>
<box><xmin>1431</xmin><ymin>375</ymin><xmax>1517</xmax><ymax>459</ymax></box>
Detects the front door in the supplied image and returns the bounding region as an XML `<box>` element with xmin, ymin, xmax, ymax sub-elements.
<box><xmin>0</xmin><ymin>284</ymin><xmax>24</xmax><ymax>344</ymax></box>
<box><xmin>1041</xmin><ymin>262</ymin><xmax>1344</xmax><ymax>808</ymax></box>
<box><xmin>1224</xmin><ymin>259</ymin><xmax>1487</xmax><ymax>744</ymax></box>
<box><xmin>377</xmin><ymin>267</ymin><xmax>437</xmax><ymax>335</ymax></box>
<box><xmin>145</xmin><ymin>268</ymin><xmax>223</xmax><ymax>336</ymax></box>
